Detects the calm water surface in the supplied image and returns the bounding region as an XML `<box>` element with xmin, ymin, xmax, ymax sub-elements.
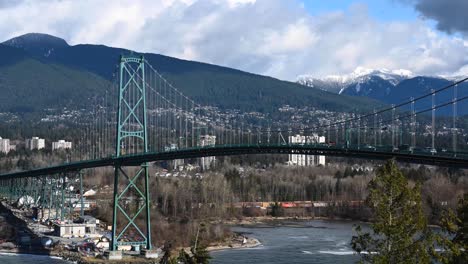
<box><xmin>211</xmin><ymin>220</ymin><xmax>362</xmax><ymax>264</ymax></box>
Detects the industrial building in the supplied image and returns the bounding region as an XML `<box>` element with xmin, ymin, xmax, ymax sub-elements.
<box><xmin>54</xmin><ymin>215</ymin><xmax>99</xmax><ymax>238</ymax></box>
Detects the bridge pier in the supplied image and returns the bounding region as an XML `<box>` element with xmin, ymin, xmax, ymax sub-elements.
<box><xmin>110</xmin><ymin>164</ymin><xmax>152</xmax><ymax>251</ymax></box>
<box><xmin>105</xmin><ymin>250</ymin><xmax>123</xmax><ymax>260</ymax></box>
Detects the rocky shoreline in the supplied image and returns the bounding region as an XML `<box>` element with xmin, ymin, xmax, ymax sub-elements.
<box><xmin>207</xmin><ymin>235</ymin><xmax>261</xmax><ymax>252</ymax></box>
<box><xmin>220</xmin><ymin>215</ymin><xmax>341</xmax><ymax>227</ymax></box>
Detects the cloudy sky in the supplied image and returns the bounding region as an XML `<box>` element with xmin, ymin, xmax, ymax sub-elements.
<box><xmin>0</xmin><ymin>0</ymin><xmax>467</xmax><ymax>80</ymax></box>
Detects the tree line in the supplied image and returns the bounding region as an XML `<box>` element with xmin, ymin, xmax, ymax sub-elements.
<box><xmin>352</xmin><ymin>160</ymin><xmax>468</xmax><ymax>263</ymax></box>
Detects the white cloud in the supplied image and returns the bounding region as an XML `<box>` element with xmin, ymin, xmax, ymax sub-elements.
<box><xmin>0</xmin><ymin>0</ymin><xmax>466</xmax><ymax>80</ymax></box>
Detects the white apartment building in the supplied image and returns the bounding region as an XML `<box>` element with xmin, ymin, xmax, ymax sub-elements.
<box><xmin>0</xmin><ymin>137</ymin><xmax>11</xmax><ymax>153</ymax></box>
<box><xmin>198</xmin><ymin>135</ymin><xmax>216</xmax><ymax>170</ymax></box>
<box><xmin>26</xmin><ymin>137</ymin><xmax>45</xmax><ymax>150</ymax></box>
<box><xmin>288</xmin><ymin>134</ymin><xmax>326</xmax><ymax>166</ymax></box>
<box><xmin>52</xmin><ymin>140</ymin><xmax>72</xmax><ymax>150</ymax></box>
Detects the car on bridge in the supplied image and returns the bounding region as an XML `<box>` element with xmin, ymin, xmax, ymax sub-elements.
<box><xmin>423</xmin><ymin>147</ymin><xmax>437</xmax><ymax>155</ymax></box>
<box><xmin>362</xmin><ymin>145</ymin><xmax>376</xmax><ymax>151</ymax></box>
<box><xmin>398</xmin><ymin>144</ymin><xmax>410</xmax><ymax>151</ymax></box>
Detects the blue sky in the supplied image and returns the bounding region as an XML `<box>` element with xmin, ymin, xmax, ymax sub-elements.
<box><xmin>0</xmin><ymin>0</ymin><xmax>466</xmax><ymax>79</ymax></box>
<box><xmin>303</xmin><ymin>0</ymin><xmax>416</xmax><ymax>21</ymax></box>
<box><xmin>302</xmin><ymin>0</ymin><xmax>448</xmax><ymax>39</ymax></box>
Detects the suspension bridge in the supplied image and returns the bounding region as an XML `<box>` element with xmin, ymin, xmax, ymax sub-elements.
<box><xmin>0</xmin><ymin>55</ymin><xmax>467</xmax><ymax>258</ymax></box>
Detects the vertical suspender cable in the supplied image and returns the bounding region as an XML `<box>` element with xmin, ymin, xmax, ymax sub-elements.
<box><xmin>431</xmin><ymin>89</ymin><xmax>436</xmax><ymax>153</ymax></box>
<box><xmin>391</xmin><ymin>105</ymin><xmax>395</xmax><ymax>151</ymax></box>
<box><xmin>453</xmin><ymin>84</ymin><xmax>457</xmax><ymax>156</ymax></box>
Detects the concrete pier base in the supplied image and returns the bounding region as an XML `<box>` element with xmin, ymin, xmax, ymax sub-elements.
<box><xmin>141</xmin><ymin>249</ymin><xmax>159</xmax><ymax>259</ymax></box>
<box><xmin>105</xmin><ymin>250</ymin><xmax>123</xmax><ymax>260</ymax></box>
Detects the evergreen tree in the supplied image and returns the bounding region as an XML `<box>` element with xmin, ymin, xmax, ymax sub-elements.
<box><xmin>159</xmin><ymin>241</ymin><xmax>175</xmax><ymax>264</ymax></box>
<box><xmin>192</xmin><ymin>244</ymin><xmax>211</xmax><ymax>264</ymax></box>
<box><xmin>435</xmin><ymin>193</ymin><xmax>468</xmax><ymax>263</ymax></box>
<box><xmin>351</xmin><ymin>160</ymin><xmax>433</xmax><ymax>263</ymax></box>
<box><xmin>191</xmin><ymin>222</ymin><xmax>211</xmax><ymax>264</ymax></box>
<box><xmin>335</xmin><ymin>177</ymin><xmax>342</xmax><ymax>197</ymax></box>
<box><xmin>177</xmin><ymin>249</ymin><xmax>195</xmax><ymax>264</ymax></box>
<box><xmin>176</xmin><ymin>222</ymin><xmax>212</xmax><ymax>264</ymax></box>
<box><xmin>270</xmin><ymin>202</ymin><xmax>284</xmax><ymax>217</ymax></box>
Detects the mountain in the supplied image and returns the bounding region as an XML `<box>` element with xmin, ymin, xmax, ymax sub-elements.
<box><xmin>0</xmin><ymin>43</ymin><xmax>109</xmax><ymax>113</ymax></box>
<box><xmin>3</xmin><ymin>33</ymin><xmax>68</xmax><ymax>57</ymax></box>
<box><xmin>297</xmin><ymin>67</ymin><xmax>468</xmax><ymax>115</ymax></box>
<box><xmin>0</xmin><ymin>43</ymin><xmax>29</xmax><ymax>67</ymax></box>
<box><xmin>297</xmin><ymin>67</ymin><xmax>413</xmax><ymax>94</ymax></box>
<box><xmin>0</xmin><ymin>33</ymin><xmax>382</xmax><ymax>115</ymax></box>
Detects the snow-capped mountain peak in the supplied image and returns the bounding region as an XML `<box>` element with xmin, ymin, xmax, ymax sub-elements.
<box><xmin>325</xmin><ymin>67</ymin><xmax>413</xmax><ymax>86</ymax></box>
<box><xmin>297</xmin><ymin>67</ymin><xmax>414</xmax><ymax>94</ymax></box>
<box><xmin>297</xmin><ymin>68</ymin><xmax>465</xmax><ymax>115</ymax></box>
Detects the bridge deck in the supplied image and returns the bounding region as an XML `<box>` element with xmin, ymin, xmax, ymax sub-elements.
<box><xmin>0</xmin><ymin>144</ymin><xmax>467</xmax><ymax>179</ymax></box>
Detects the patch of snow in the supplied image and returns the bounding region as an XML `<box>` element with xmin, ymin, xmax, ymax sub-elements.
<box><xmin>297</xmin><ymin>66</ymin><xmax>415</xmax><ymax>94</ymax></box>
<box><xmin>44</xmin><ymin>48</ymin><xmax>54</xmax><ymax>57</ymax></box>
<box><xmin>355</xmin><ymin>83</ymin><xmax>361</xmax><ymax>93</ymax></box>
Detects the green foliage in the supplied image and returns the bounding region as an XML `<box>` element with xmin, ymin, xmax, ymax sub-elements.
<box><xmin>175</xmin><ymin>222</ymin><xmax>212</xmax><ymax>264</ymax></box>
<box><xmin>270</xmin><ymin>202</ymin><xmax>284</xmax><ymax>217</ymax></box>
<box><xmin>191</xmin><ymin>244</ymin><xmax>211</xmax><ymax>264</ymax></box>
<box><xmin>435</xmin><ymin>193</ymin><xmax>468</xmax><ymax>263</ymax></box>
<box><xmin>177</xmin><ymin>249</ymin><xmax>194</xmax><ymax>264</ymax></box>
<box><xmin>0</xmin><ymin>58</ymin><xmax>109</xmax><ymax>112</ymax></box>
<box><xmin>191</xmin><ymin>222</ymin><xmax>211</xmax><ymax>264</ymax></box>
<box><xmin>454</xmin><ymin>194</ymin><xmax>468</xmax><ymax>262</ymax></box>
<box><xmin>351</xmin><ymin>160</ymin><xmax>434</xmax><ymax>263</ymax></box>
<box><xmin>161</xmin><ymin>70</ymin><xmax>381</xmax><ymax>113</ymax></box>
<box><xmin>167</xmin><ymin>258</ymin><xmax>178</xmax><ymax>264</ymax></box>
<box><xmin>159</xmin><ymin>242</ymin><xmax>175</xmax><ymax>264</ymax></box>
<box><xmin>425</xmin><ymin>195</ymin><xmax>443</xmax><ymax>224</ymax></box>
<box><xmin>224</xmin><ymin>168</ymin><xmax>241</xmax><ymax>182</ymax></box>
<box><xmin>335</xmin><ymin>177</ymin><xmax>342</xmax><ymax>197</ymax></box>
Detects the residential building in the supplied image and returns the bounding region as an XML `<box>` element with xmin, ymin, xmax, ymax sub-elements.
<box><xmin>52</xmin><ymin>140</ymin><xmax>72</xmax><ymax>150</ymax></box>
<box><xmin>26</xmin><ymin>137</ymin><xmax>45</xmax><ymax>150</ymax></box>
<box><xmin>288</xmin><ymin>134</ymin><xmax>326</xmax><ymax>166</ymax></box>
<box><xmin>198</xmin><ymin>135</ymin><xmax>216</xmax><ymax>170</ymax></box>
<box><xmin>0</xmin><ymin>137</ymin><xmax>11</xmax><ymax>153</ymax></box>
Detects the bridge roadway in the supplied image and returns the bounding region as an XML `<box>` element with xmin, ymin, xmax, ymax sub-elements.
<box><xmin>1</xmin><ymin>144</ymin><xmax>467</xmax><ymax>179</ymax></box>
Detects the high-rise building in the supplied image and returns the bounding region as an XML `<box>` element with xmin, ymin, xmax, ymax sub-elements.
<box><xmin>52</xmin><ymin>140</ymin><xmax>72</xmax><ymax>150</ymax></box>
<box><xmin>26</xmin><ymin>137</ymin><xmax>45</xmax><ymax>150</ymax></box>
<box><xmin>288</xmin><ymin>134</ymin><xmax>326</xmax><ymax>166</ymax></box>
<box><xmin>198</xmin><ymin>135</ymin><xmax>216</xmax><ymax>170</ymax></box>
<box><xmin>0</xmin><ymin>137</ymin><xmax>11</xmax><ymax>153</ymax></box>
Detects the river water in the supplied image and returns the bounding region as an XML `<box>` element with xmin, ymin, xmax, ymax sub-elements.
<box><xmin>0</xmin><ymin>220</ymin><xmax>362</xmax><ymax>264</ymax></box>
<box><xmin>211</xmin><ymin>220</ymin><xmax>362</xmax><ymax>264</ymax></box>
<box><xmin>0</xmin><ymin>253</ymin><xmax>70</xmax><ymax>264</ymax></box>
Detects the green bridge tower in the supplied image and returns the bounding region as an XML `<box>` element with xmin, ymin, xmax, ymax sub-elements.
<box><xmin>111</xmin><ymin>55</ymin><xmax>152</xmax><ymax>252</ymax></box>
